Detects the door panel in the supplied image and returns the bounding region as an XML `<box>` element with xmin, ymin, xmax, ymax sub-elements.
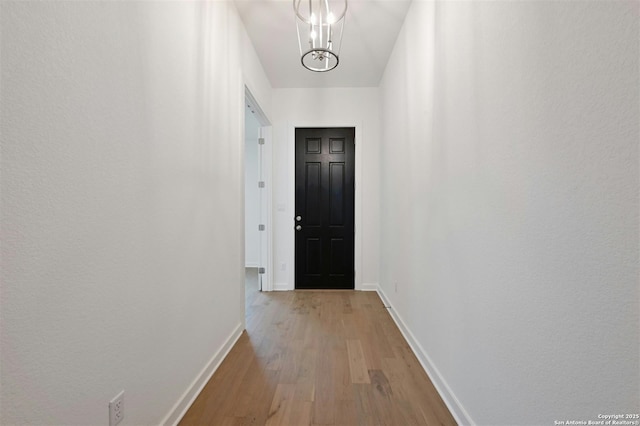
<box><xmin>329</xmin><ymin>163</ymin><xmax>345</xmax><ymax>225</ymax></box>
<box><xmin>305</xmin><ymin>163</ymin><xmax>322</xmax><ymax>225</ymax></box>
<box><xmin>295</xmin><ymin>128</ymin><xmax>355</xmax><ymax>289</ymax></box>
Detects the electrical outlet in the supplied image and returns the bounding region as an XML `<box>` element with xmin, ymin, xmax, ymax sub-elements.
<box><xmin>109</xmin><ymin>390</ymin><xmax>124</xmax><ymax>426</ymax></box>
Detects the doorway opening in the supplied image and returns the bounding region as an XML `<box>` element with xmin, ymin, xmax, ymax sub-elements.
<box><xmin>244</xmin><ymin>87</ymin><xmax>271</xmax><ymax>307</ymax></box>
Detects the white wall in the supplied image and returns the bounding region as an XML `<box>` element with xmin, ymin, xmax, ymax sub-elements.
<box><xmin>271</xmin><ymin>88</ymin><xmax>380</xmax><ymax>290</ymax></box>
<box><xmin>0</xmin><ymin>1</ymin><xmax>271</xmax><ymax>424</ymax></box>
<box><xmin>245</xmin><ymin>106</ymin><xmax>261</xmax><ymax>267</ymax></box>
<box><xmin>379</xmin><ymin>1</ymin><xmax>639</xmax><ymax>424</ymax></box>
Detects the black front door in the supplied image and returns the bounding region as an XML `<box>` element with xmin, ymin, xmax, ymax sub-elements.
<box><xmin>295</xmin><ymin>128</ymin><xmax>355</xmax><ymax>289</ymax></box>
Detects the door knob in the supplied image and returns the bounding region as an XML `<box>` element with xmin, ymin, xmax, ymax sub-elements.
<box><xmin>296</xmin><ymin>225</ymin><xmax>302</xmax><ymax>231</ymax></box>
<box><xmin>296</xmin><ymin>216</ymin><xmax>302</xmax><ymax>222</ymax></box>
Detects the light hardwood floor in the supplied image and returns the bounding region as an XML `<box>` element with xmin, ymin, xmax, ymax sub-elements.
<box><xmin>180</xmin><ymin>272</ymin><xmax>457</xmax><ymax>426</ymax></box>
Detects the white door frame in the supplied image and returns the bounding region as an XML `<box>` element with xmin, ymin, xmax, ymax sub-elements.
<box><xmin>286</xmin><ymin>121</ymin><xmax>363</xmax><ymax>291</ymax></box>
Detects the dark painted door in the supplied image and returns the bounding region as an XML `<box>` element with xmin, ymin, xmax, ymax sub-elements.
<box><xmin>295</xmin><ymin>128</ymin><xmax>355</xmax><ymax>289</ymax></box>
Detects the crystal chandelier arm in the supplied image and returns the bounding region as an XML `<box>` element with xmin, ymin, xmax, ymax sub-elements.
<box><xmin>336</xmin><ymin>5</ymin><xmax>345</xmax><ymax>56</ymax></box>
<box><xmin>294</xmin><ymin>0</ymin><xmax>347</xmax><ymax>24</ymax></box>
<box><xmin>295</xmin><ymin>14</ymin><xmax>304</xmax><ymax>56</ymax></box>
<box><xmin>323</xmin><ymin>0</ymin><xmax>330</xmax><ymax>69</ymax></box>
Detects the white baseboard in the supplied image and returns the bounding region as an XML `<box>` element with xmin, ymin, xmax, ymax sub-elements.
<box><xmin>273</xmin><ymin>282</ymin><xmax>290</xmax><ymax>291</ymax></box>
<box><xmin>376</xmin><ymin>287</ymin><xmax>474</xmax><ymax>426</ymax></box>
<box><xmin>161</xmin><ymin>323</ymin><xmax>244</xmax><ymax>426</ymax></box>
<box><xmin>273</xmin><ymin>283</ymin><xmax>374</xmax><ymax>291</ymax></box>
<box><xmin>360</xmin><ymin>282</ymin><xmax>379</xmax><ymax>291</ymax></box>
<box><xmin>375</xmin><ymin>285</ymin><xmax>391</xmax><ymax>308</ymax></box>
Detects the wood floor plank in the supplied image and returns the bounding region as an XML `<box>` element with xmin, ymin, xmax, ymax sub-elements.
<box><xmin>346</xmin><ymin>340</ymin><xmax>370</xmax><ymax>384</ymax></box>
<box><xmin>180</xmin><ymin>281</ymin><xmax>457</xmax><ymax>426</ymax></box>
<box><xmin>288</xmin><ymin>401</ymin><xmax>313</xmax><ymax>426</ymax></box>
<box><xmin>239</xmin><ymin>369</ymin><xmax>279</xmax><ymax>426</ymax></box>
<box><xmin>332</xmin><ymin>343</ymin><xmax>354</xmax><ymax>402</ymax></box>
<box><xmin>334</xmin><ymin>398</ymin><xmax>358</xmax><ymax>426</ymax></box>
<box><xmin>312</xmin><ymin>341</ymin><xmax>335</xmax><ymax>425</ymax></box>
<box><xmin>265</xmin><ymin>384</ymin><xmax>296</xmax><ymax>426</ymax></box>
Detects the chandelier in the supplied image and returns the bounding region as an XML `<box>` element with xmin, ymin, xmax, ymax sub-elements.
<box><xmin>294</xmin><ymin>0</ymin><xmax>347</xmax><ymax>72</ymax></box>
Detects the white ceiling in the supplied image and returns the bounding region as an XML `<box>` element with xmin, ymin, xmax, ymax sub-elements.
<box><xmin>234</xmin><ymin>0</ymin><xmax>412</xmax><ymax>88</ymax></box>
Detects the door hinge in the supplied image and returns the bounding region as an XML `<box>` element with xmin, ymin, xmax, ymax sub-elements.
<box><xmin>258</xmin><ymin>181</ymin><xmax>265</xmax><ymax>188</ymax></box>
<box><xmin>258</xmin><ymin>267</ymin><xmax>266</xmax><ymax>274</ymax></box>
<box><xmin>258</xmin><ymin>137</ymin><xmax>265</xmax><ymax>145</ymax></box>
<box><xmin>258</xmin><ymin>224</ymin><xmax>265</xmax><ymax>231</ymax></box>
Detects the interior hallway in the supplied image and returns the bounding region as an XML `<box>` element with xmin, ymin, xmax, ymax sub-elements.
<box><xmin>179</xmin><ymin>270</ymin><xmax>455</xmax><ymax>425</ymax></box>
<box><xmin>1</xmin><ymin>1</ymin><xmax>637</xmax><ymax>424</ymax></box>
